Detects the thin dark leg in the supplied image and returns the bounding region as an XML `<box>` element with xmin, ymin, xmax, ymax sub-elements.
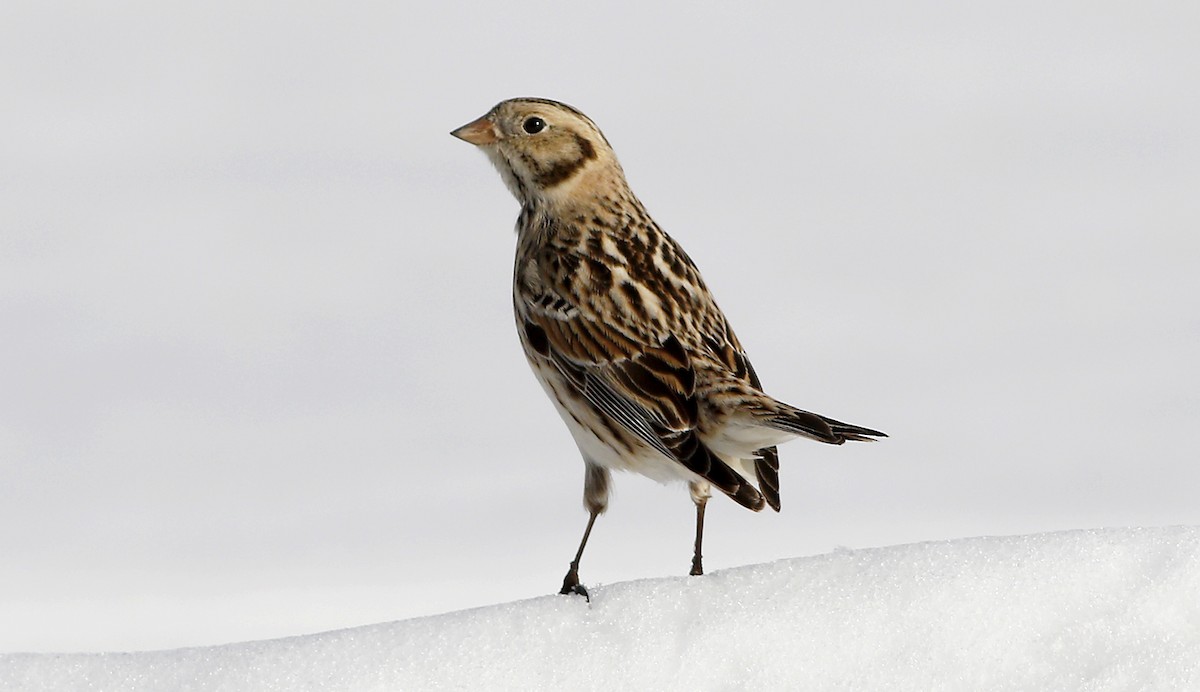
<box><xmin>560</xmin><ymin>509</ymin><xmax>599</xmax><ymax>599</ymax></box>
<box><xmin>690</xmin><ymin>497</ymin><xmax>707</xmax><ymax>576</ymax></box>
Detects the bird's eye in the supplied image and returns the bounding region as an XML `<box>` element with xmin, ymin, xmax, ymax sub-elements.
<box><xmin>523</xmin><ymin>117</ymin><xmax>546</xmax><ymax>134</ymax></box>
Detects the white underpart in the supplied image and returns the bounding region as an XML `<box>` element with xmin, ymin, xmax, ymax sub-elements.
<box><xmin>535</xmin><ymin>370</ymin><xmax>697</xmax><ymax>484</ymax></box>
<box><xmin>705</xmin><ymin>420</ymin><xmax>800</xmax><ymax>486</ymax></box>
<box><xmin>705</xmin><ymin>419</ymin><xmax>798</xmax><ymax>461</ymax></box>
<box><xmin>535</xmin><ymin>356</ymin><xmax>795</xmax><ymax>491</ymax></box>
<box><xmin>531</xmin><ymin>355</ymin><xmax>720</xmax><ymax>485</ymax></box>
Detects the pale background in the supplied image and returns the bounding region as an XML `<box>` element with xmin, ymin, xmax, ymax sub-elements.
<box><xmin>2</xmin><ymin>2</ymin><xmax>1197</xmax><ymax>652</ymax></box>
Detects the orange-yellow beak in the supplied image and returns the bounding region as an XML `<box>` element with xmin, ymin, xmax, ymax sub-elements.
<box><xmin>451</xmin><ymin>116</ymin><xmax>500</xmax><ymax>146</ymax></box>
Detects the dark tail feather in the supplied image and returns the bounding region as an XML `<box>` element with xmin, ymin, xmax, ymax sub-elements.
<box><xmin>767</xmin><ymin>403</ymin><xmax>887</xmax><ymax>445</ymax></box>
<box><xmin>663</xmin><ymin>428</ymin><xmax>766</xmax><ymax>511</ymax></box>
<box><xmin>754</xmin><ymin>446</ymin><xmax>781</xmax><ymax>512</ymax></box>
<box><xmin>821</xmin><ymin>414</ymin><xmax>887</xmax><ymax>442</ymax></box>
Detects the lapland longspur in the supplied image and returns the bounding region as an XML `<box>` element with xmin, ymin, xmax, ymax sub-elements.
<box><xmin>452</xmin><ymin>98</ymin><xmax>885</xmax><ymax>596</ymax></box>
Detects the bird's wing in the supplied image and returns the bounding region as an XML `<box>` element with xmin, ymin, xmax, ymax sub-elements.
<box><xmin>516</xmin><ymin>238</ymin><xmax>766</xmax><ymax>510</ymax></box>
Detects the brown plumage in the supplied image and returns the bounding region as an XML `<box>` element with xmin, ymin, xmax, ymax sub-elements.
<box><xmin>452</xmin><ymin>98</ymin><xmax>885</xmax><ymax>595</ymax></box>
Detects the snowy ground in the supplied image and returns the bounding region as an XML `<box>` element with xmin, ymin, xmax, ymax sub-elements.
<box><xmin>3</xmin><ymin>526</ymin><xmax>1197</xmax><ymax>691</ymax></box>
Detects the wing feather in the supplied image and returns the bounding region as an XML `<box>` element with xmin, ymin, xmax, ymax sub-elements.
<box><xmin>517</xmin><ymin>237</ymin><xmax>766</xmax><ymax>510</ymax></box>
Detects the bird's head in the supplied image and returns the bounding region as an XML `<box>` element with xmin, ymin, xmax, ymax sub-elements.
<box><xmin>452</xmin><ymin>98</ymin><xmax>624</xmax><ymax>208</ymax></box>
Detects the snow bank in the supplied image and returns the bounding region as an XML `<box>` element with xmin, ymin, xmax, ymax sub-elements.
<box><xmin>3</xmin><ymin>527</ymin><xmax>1198</xmax><ymax>691</ymax></box>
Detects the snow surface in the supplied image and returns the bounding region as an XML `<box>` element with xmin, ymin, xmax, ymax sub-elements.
<box><xmin>3</xmin><ymin>527</ymin><xmax>1198</xmax><ymax>691</ymax></box>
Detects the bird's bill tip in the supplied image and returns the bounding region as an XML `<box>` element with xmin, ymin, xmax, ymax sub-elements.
<box><xmin>450</xmin><ymin>116</ymin><xmax>499</xmax><ymax>145</ymax></box>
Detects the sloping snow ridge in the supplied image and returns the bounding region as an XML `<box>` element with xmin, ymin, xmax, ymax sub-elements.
<box><xmin>3</xmin><ymin>527</ymin><xmax>1199</xmax><ymax>692</ymax></box>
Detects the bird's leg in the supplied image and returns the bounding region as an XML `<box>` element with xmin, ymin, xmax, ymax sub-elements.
<box><xmin>688</xmin><ymin>481</ymin><xmax>712</xmax><ymax>576</ymax></box>
<box><xmin>690</xmin><ymin>497</ymin><xmax>708</xmax><ymax>576</ymax></box>
<box><xmin>560</xmin><ymin>463</ymin><xmax>609</xmax><ymax>600</ymax></box>
<box><xmin>560</xmin><ymin>508</ymin><xmax>599</xmax><ymax>599</ymax></box>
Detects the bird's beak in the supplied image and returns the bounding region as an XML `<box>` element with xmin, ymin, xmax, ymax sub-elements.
<box><xmin>451</xmin><ymin>116</ymin><xmax>500</xmax><ymax>146</ymax></box>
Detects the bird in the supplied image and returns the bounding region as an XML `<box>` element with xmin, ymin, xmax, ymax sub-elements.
<box><xmin>451</xmin><ymin>97</ymin><xmax>885</xmax><ymax>597</ymax></box>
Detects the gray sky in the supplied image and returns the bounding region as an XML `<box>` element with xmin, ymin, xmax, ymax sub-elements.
<box><xmin>2</xmin><ymin>2</ymin><xmax>1198</xmax><ymax>651</ymax></box>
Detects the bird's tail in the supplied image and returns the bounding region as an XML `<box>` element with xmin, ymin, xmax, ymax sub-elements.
<box><xmin>758</xmin><ymin>399</ymin><xmax>887</xmax><ymax>445</ymax></box>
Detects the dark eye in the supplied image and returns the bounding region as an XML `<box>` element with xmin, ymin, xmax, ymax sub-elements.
<box><xmin>523</xmin><ymin>117</ymin><xmax>546</xmax><ymax>134</ymax></box>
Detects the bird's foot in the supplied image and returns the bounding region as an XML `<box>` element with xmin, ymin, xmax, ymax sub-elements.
<box><xmin>561</xmin><ymin>582</ymin><xmax>590</xmax><ymax>600</ymax></box>
<box><xmin>559</xmin><ymin>566</ymin><xmax>590</xmax><ymax>601</ymax></box>
<box><xmin>690</xmin><ymin>555</ymin><xmax>704</xmax><ymax>576</ymax></box>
